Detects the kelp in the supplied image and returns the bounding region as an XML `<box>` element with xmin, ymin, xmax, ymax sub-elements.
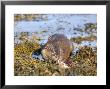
<box><xmin>14</xmin><ymin>40</ymin><xmax>97</xmax><ymax>76</ymax></box>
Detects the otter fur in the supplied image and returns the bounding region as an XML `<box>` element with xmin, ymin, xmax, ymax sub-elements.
<box><xmin>41</xmin><ymin>34</ymin><xmax>74</xmax><ymax>68</ymax></box>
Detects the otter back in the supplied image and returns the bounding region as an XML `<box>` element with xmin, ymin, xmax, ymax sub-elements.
<box><xmin>41</xmin><ymin>34</ymin><xmax>73</xmax><ymax>64</ymax></box>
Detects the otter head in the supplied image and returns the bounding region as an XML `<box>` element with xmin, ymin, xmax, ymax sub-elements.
<box><xmin>41</xmin><ymin>47</ymin><xmax>50</xmax><ymax>61</ymax></box>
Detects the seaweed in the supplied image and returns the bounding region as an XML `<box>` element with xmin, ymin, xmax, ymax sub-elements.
<box><xmin>14</xmin><ymin>40</ymin><xmax>97</xmax><ymax>76</ymax></box>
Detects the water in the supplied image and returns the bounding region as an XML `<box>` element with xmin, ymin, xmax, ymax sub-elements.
<box><xmin>80</xmin><ymin>40</ymin><xmax>96</xmax><ymax>47</ymax></box>
<box><xmin>14</xmin><ymin>14</ymin><xmax>97</xmax><ymax>60</ymax></box>
<box><xmin>14</xmin><ymin>14</ymin><xmax>96</xmax><ymax>41</ymax></box>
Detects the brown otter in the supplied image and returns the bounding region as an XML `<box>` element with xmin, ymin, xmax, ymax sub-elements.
<box><xmin>41</xmin><ymin>34</ymin><xmax>74</xmax><ymax>69</ymax></box>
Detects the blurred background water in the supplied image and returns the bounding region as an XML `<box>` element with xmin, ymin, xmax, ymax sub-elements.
<box><xmin>14</xmin><ymin>14</ymin><xmax>96</xmax><ymax>45</ymax></box>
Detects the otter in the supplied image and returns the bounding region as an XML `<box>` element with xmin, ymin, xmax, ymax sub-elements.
<box><xmin>41</xmin><ymin>34</ymin><xmax>74</xmax><ymax>68</ymax></box>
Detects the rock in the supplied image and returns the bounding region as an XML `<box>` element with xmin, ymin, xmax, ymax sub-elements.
<box><xmin>41</xmin><ymin>34</ymin><xmax>74</xmax><ymax>68</ymax></box>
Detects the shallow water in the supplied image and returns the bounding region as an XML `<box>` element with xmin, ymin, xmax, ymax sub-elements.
<box><xmin>80</xmin><ymin>40</ymin><xmax>96</xmax><ymax>47</ymax></box>
<box><xmin>15</xmin><ymin>14</ymin><xmax>96</xmax><ymax>43</ymax></box>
